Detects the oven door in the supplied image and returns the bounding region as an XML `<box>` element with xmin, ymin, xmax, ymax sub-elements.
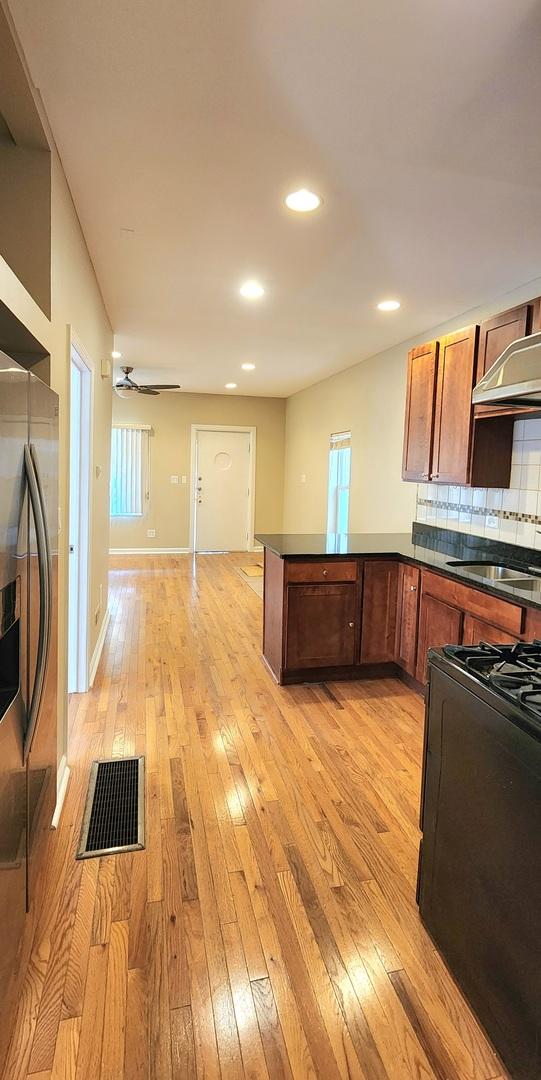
<box><xmin>419</xmin><ymin>662</ymin><xmax>541</xmax><ymax>1080</ymax></box>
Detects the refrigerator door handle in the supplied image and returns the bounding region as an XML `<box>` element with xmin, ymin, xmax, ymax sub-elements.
<box><xmin>23</xmin><ymin>445</ymin><xmax>51</xmax><ymax>762</ymax></box>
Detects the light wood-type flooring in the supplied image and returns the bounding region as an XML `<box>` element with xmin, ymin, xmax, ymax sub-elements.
<box><xmin>4</xmin><ymin>553</ymin><xmax>507</xmax><ymax>1079</ymax></box>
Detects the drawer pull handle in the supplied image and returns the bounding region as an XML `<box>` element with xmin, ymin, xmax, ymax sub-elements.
<box><xmin>322</xmin><ymin>569</ymin><xmax>328</xmax><ymax>576</ymax></box>
<box><xmin>410</xmin><ymin>585</ymin><xmax>417</xmax><ymax>592</ymax></box>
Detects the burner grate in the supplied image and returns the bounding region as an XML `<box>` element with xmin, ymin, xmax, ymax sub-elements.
<box><xmin>77</xmin><ymin>757</ymin><xmax>145</xmax><ymax>859</ymax></box>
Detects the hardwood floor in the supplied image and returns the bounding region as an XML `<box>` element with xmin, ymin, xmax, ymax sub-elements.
<box><xmin>5</xmin><ymin>553</ymin><xmax>506</xmax><ymax>1079</ymax></box>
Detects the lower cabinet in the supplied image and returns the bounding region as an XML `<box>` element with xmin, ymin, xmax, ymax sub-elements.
<box><xmin>360</xmin><ymin>561</ymin><xmax>399</xmax><ymax>663</ymax></box>
<box><xmin>285</xmin><ymin>583</ymin><xmax>358</xmax><ymax>670</ymax></box>
<box><xmin>416</xmin><ymin>593</ymin><xmax>463</xmax><ymax>684</ymax></box>
<box><xmin>462</xmin><ymin>614</ymin><xmax>521</xmax><ymax>646</ymax></box>
<box><xmin>395</xmin><ymin>564</ymin><xmax>420</xmax><ymax>675</ymax></box>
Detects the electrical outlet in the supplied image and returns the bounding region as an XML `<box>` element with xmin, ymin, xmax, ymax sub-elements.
<box><xmin>147</xmin><ymin>528</ymin><xmax>156</xmax><ymax>538</ymax></box>
<box><xmin>486</xmin><ymin>514</ymin><xmax>498</xmax><ymax>529</ymax></box>
<box><xmin>300</xmin><ymin>474</ymin><xmax>307</xmax><ymax>484</ymax></box>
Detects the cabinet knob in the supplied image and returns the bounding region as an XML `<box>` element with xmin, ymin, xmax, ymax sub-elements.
<box><xmin>432</xmin><ymin>473</ymin><xmax>440</xmax><ymax>479</ymax></box>
<box><xmin>422</xmin><ymin>473</ymin><xmax>429</xmax><ymax>478</ymax></box>
<box><xmin>322</xmin><ymin>569</ymin><xmax>328</xmax><ymax>576</ymax></box>
<box><xmin>410</xmin><ymin>585</ymin><xmax>417</xmax><ymax>591</ymax></box>
<box><xmin>348</xmin><ymin>621</ymin><xmax>354</xmax><ymax>628</ymax></box>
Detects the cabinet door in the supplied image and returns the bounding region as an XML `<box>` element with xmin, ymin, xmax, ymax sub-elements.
<box><xmin>475</xmin><ymin>303</ymin><xmax>533</xmax><ymax>420</ymax></box>
<box><xmin>360</xmin><ymin>561</ymin><xmax>399</xmax><ymax>663</ymax></box>
<box><xmin>395</xmin><ymin>564</ymin><xmax>420</xmax><ymax>675</ymax></box>
<box><xmin>431</xmin><ymin>325</ymin><xmax>478</xmax><ymax>484</ymax></box>
<box><xmin>416</xmin><ymin>594</ymin><xmax>463</xmax><ymax>684</ymax></box>
<box><xmin>462</xmin><ymin>614</ymin><xmax>520</xmax><ymax>646</ymax></box>
<box><xmin>402</xmin><ymin>341</ymin><xmax>438</xmax><ymax>481</ymax></box>
<box><xmin>286</xmin><ymin>584</ymin><xmax>357</xmax><ymax>669</ymax></box>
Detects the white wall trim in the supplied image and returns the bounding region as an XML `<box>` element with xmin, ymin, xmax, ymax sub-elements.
<box><xmin>52</xmin><ymin>755</ymin><xmax>70</xmax><ymax>830</ymax></box>
<box><xmin>189</xmin><ymin>424</ymin><xmax>257</xmax><ymax>552</ymax></box>
<box><xmin>89</xmin><ymin>607</ymin><xmax>110</xmax><ymax>687</ymax></box>
<box><xmin>109</xmin><ymin>547</ymin><xmax>190</xmax><ymax>555</ymax></box>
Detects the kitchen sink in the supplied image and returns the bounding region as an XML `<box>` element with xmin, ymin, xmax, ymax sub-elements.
<box><xmin>446</xmin><ymin>561</ymin><xmax>541</xmax><ymax>588</ymax></box>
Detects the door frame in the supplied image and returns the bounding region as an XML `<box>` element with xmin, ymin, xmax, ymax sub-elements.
<box><xmin>68</xmin><ymin>338</ymin><xmax>93</xmax><ymax>693</ymax></box>
<box><xmin>189</xmin><ymin>424</ymin><xmax>256</xmax><ymax>553</ymax></box>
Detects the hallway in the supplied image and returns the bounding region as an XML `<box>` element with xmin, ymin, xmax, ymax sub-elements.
<box><xmin>5</xmin><ymin>554</ymin><xmax>504</xmax><ymax>1079</ymax></box>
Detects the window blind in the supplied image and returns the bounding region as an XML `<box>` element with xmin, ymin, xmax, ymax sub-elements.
<box><xmin>110</xmin><ymin>425</ymin><xmax>150</xmax><ymax>517</ymax></box>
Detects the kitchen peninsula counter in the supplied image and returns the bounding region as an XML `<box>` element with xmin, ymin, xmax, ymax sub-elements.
<box><xmin>257</xmin><ymin>525</ymin><xmax>541</xmax><ymax>685</ymax></box>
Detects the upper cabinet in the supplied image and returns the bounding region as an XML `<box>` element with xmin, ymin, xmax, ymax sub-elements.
<box><xmin>402</xmin><ymin>324</ymin><xmax>514</xmax><ymax>486</ymax></box>
<box><xmin>475</xmin><ymin>300</ymin><xmax>541</xmax><ymax>419</ymax></box>
<box><xmin>402</xmin><ymin>341</ymin><xmax>438</xmax><ymax>481</ymax></box>
<box><xmin>431</xmin><ymin>325</ymin><xmax>478</xmax><ymax>484</ymax></box>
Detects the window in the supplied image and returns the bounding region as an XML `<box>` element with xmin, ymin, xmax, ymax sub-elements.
<box><xmin>110</xmin><ymin>425</ymin><xmax>150</xmax><ymax>517</ymax></box>
<box><xmin>327</xmin><ymin>431</ymin><xmax>351</xmax><ymax>534</ymax></box>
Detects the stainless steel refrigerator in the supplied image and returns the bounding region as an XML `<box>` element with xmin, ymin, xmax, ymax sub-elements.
<box><xmin>0</xmin><ymin>350</ymin><xmax>58</xmax><ymax>1069</ymax></box>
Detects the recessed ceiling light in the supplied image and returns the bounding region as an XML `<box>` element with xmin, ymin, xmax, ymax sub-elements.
<box><xmin>111</xmin><ymin>350</ymin><xmax>122</xmax><ymax>359</ymax></box>
<box><xmin>241</xmin><ymin>362</ymin><xmax>256</xmax><ymax>371</ymax></box>
<box><xmin>285</xmin><ymin>188</ymin><xmax>321</xmax><ymax>213</ymax></box>
<box><xmin>377</xmin><ymin>299</ymin><xmax>401</xmax><ymax>312</ymax></box>
<box><xmin>240</xmin><ymin>280</ymin><xmax>265</xmax><ymax>299</ymax></box>
<box><xmin>225</xmin><ymin>382</ymin><xmax>237</xmax><ymax>389</ymax></box>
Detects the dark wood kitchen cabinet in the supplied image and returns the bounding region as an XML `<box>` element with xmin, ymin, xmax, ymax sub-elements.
<box><xmin>395</xmin><ymin>564</ymin><xmax>420</xmax><ymax>675</ymax></box>
<box><xmin>416</xmin><ymin>592</ymin><xmax>463</xmax><ymax>684</ymax></box>
<box><xmin>402</xmin><ymin>341</ymin><xmax>438</xmax><ymax>482</ymax></box>
<box><xmin>360</xmin><ymin>561</ymin><xmax>399</xmax><ymax>663</ymax></box>
<box><xmin>475</xmin><ymin>301</ymin><xmax>539</xmax><ymax>420</ymax></box>
<box><xmin>402</xmin><ymin>323</ymin><xmax>513</xmax><ymax>487</ymax></box>
<box><xmin>285</xmin><ymin>583</ymin><xmax>358</xmax><ymax>669</ymax></box>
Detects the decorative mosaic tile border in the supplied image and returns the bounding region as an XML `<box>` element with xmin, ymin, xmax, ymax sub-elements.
<box><xmin>417</xmin><ymin>497</ymin><xmax>540</xmax><ymax>525</ymax></box>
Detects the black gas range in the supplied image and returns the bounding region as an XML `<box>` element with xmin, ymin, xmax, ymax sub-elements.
<box><xmin>443</xmin><ymin>639</ymin><xmax>541</xmax><ymax>723</ymax></box>
<box><xmin>418</xmin><ymin>642</ymin><xmax>541</xmax><ymax>1080</ymax></box>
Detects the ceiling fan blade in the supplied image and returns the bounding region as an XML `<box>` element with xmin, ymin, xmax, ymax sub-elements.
<box><xmin>142</xmin><ymin>383</ymin><xmax>181</xmax><ymax>390</ymax></box>
<box><xmin>138</xmin><ymin>387</ymin><xmax>159</xmax><ymax>396</ymax></box>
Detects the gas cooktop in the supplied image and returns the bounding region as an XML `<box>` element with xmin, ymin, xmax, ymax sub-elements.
<box><xmin>443</xmin><ymin>641</ymin><xmax>541</xmax><ymax>718</ymax></box>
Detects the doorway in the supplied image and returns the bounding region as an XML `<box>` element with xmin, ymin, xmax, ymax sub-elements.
<box><xmin>191</xmin><ymin>425</ymin><xmax>256</xmax><ymax>552</ymax></box>
<box><xmin>68</xmin><ymin>345</ymin><xmax>92</xmax><ymax>693</ymax></box>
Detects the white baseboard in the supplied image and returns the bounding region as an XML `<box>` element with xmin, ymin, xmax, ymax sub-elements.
<box><xmin>52</xmin><ymin>755</ymin><xmax>70</xmax><ymax>829</ymax></box>
<box><xmin>89</xmin><ymin>607</ymin><xmax>110</xmax><ymax>687</ymax></box>
<box><xmin>109</xmin><ymin>547</ymin><xmax>190</xmax><ymax>555</ymax></box>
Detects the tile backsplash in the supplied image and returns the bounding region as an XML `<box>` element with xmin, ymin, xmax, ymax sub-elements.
<box><xmin>416</xmin><ymin>417</ymin><xmax>541</xmax><ymax>550</ymax></box>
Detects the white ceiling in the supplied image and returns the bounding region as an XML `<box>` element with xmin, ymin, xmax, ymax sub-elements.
<box><xmin>8</xmin><ymin>0</ymin><xmax>541</xmax><ymax>396</ymax></box>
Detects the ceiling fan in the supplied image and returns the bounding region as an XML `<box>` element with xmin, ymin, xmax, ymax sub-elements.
<box><xmin>114</xmin><ymin>366</ymin><xmax>181</xmax><ymax>397</ymax></box>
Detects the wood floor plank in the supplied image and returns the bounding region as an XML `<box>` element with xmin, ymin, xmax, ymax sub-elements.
<box><xmin>4</xmin><ymin>554</ymin><xmax>507</xmax><ymax>1080</ymax></box>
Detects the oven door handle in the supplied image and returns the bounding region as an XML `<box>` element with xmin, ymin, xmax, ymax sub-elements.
<box><xmin>23</xmin><ymin>444</ymin><xmax>51</xmax><ymax>762</ymax></box>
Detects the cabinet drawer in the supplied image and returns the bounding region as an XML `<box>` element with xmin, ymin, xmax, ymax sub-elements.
<box><xmin>421</xmin><ymin>570</ymin><xmax>523</xmax><ymax>635</ymax></box>
<box><xmin>286</xmin><ymin>560</ymin><xmax>358</xmax><ymax>584</ymax></box>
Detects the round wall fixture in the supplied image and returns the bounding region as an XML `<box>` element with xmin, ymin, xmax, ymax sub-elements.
<box><xmin>215</xmin><ymin>451</ymin><xmax>232</xmax><ymax>471</ymax></box>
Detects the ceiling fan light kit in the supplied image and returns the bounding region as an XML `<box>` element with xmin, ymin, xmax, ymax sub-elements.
<box><xmin>114</xmin><ymin>366</ymin><xmax>181</xmax><ymax>396</ymax></box>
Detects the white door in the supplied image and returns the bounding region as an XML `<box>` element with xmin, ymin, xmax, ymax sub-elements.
<box><xmin>195</xmin><ymin>429</ymin><xmax>252</xmax><ymax>551</ymax></box>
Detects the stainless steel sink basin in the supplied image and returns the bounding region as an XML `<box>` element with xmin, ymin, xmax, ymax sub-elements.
<box><xmin>446</xmin><ymin>561</ymin><xmax>541</xmax><ymax>587</ymax></box>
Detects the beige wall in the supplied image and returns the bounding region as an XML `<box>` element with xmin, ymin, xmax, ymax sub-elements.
<box><xmin>111</xmin><ymin>392</ymin><xmax>285</xmax><ymax>550</ymax></box>
<box><xmin>283</xmin><ymin>275</ymin><xmax>541</xmax><ymax>535</ymax></box>
<box><xmin>0</xmin><ymin>21</ymin><xmax>113</xmax><ymax>777</ymax></box>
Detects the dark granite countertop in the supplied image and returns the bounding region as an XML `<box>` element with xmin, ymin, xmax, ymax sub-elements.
<box><xmin>256</xmin><ymin>526</ymin><xmax>541</xmax><ymax>611</ymax></box>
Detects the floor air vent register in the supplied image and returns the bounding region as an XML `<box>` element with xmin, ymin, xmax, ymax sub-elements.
<box><xmin>77</xmin><ymin>757</ymin><xmax>145</xmax><ymax>859</ymax></box>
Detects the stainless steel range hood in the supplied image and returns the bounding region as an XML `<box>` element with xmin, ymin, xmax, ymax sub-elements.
<box><xmin>472</xmin><ymin>331</ymin><xmax>541</xmax><ymax>406</ymax></box>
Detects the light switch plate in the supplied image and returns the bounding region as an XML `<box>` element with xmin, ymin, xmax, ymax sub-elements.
<box><xmin>170</xmin><ymin>475</ymin><xmax>179</xmax><ymax>484</ymax></box>
<box><xmin>181</xmin><ymin>475</ymin><xmax>187</xmax><ymax>485</ymax></box>
<box><xmin>147</xmin><ymin>529</ymin><xmax>156</xmax><ymax>538</ymax></box>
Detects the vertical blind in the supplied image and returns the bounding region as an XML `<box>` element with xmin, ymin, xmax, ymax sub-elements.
<box><xmin>327</xmin><ymin>430</ymin><xmax>352</xmax><ymax>534</ymax></box>
<box><xmin>110</xmin><ymin>425</ymin><xmax>150</xmax><ymax>517</ymax></box>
